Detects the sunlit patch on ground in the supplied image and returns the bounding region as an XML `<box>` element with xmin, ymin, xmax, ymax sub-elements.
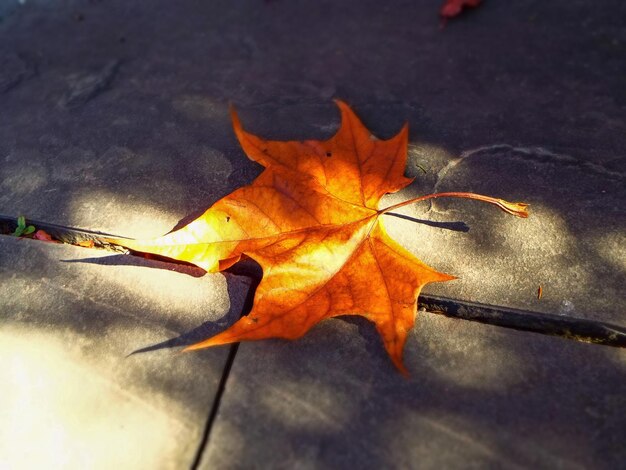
<box><xmin>0</xmin><ymin>327</ymin><xmax>191</xmax><ymax>470</ymax></box>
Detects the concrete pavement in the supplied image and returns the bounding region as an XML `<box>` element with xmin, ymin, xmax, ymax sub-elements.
<box><xmin>1</xmin><ymin>1</ymin><xmax>624</xmax><ymax>468</ymax></box>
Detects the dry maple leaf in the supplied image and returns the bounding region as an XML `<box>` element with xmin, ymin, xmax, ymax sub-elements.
<box><xmin>33</xmin><ymin>229</ymin><xmax>54</xmax><ymax>242</ymax></box>
<box><xmin>112</xmin><ymin>101</ymin><xmax>528</xmax><ymax>374</ymax></box>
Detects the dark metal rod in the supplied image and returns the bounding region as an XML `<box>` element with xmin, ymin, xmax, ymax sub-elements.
<box><xmin>419</xmin><ymin>294</ymin><xmax>626</xmax><ymax>347</ymax></box>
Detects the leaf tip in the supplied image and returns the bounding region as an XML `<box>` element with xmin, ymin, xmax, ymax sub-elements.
<box><xmin>333</xmin><ymin>99</ymin><xmax>356</xmax><ymax>121</ymax></box>
<box><xmin>390</xmin><ymin>354</ymin><xmax>410</xmax><ymax>377</ymax></box>
<box><xmin>183</xmin><ymin>330</ymin><xmax>236</xmax><ymax>352</ymax></box>
<box><xmin>498</xmin><ymin>200</ymin><xmax>530</xmax><ymax>218</ymax></box>
<box><xmin>400</xmin><ymin>121</ymin><xmax>409</xmax><ymax>136</ymax></box>
<box><xmin>181</xmin><ymin>341</ymin><xmax>209</xmax><ymax>353</ymax></box>
<box><xmin>230</xmin><ymin>103</ymin><xmax>242</xmax><ymax>133</ymax></box>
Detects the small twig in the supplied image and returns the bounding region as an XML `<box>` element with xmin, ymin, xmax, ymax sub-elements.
<box><xmin>419</xmin><ymin>294</ymin><xmax>626</xmax><ymax>347</ymax></box>
<box><xmin>1</xmin><ymin>214</ymin><xmax>624</xmax><ymax>348</ymax></box>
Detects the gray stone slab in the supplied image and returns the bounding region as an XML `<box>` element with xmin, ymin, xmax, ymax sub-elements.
<box><xmin>198</xmin><ymin>139</ymin><xmax>626</xmax><ymax>470</ymax></box>
<box><xmin>1</xmin><ymin>0</ymin><xmax>625</xmax><ymax>469</ymax></box>
<box><xmin>199</xmin><ymin>143</ymin><xmax>625</xmax><ymax>469</ymax></box>
<box><xmin>0</xmin><ymin>3</ymin><xmax>250</xmax><ymax>467</ymax></box>
<box><xmin>201</xmin><ymin>318</ymin><xmax>625</xmax><ymax>469</ymax></box>
<box><xmin>0</xmin><ymin>236</ymin><xmax>250</xmax><ymax>468</ymax></box>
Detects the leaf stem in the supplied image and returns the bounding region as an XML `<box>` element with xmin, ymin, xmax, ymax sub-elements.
<box><xmin>380</xmin><ymin>192</ymin><xmax>529</xmax><ymax>218</ymax></box>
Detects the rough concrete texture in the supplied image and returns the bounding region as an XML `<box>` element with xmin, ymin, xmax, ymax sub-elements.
<box><xmin>0</xmin><ymin>0</ymin><xmax>625</xmax><ymax>468</ymax></box>
<box><xmin>201</xmin><ymin>318</ymin><xmax>625</xmax><ymax>469</ymax></box>
<box><xmin>0</xmin><ymin>236</ymin><xmax>251</xmax><ymax>468</ymax></box>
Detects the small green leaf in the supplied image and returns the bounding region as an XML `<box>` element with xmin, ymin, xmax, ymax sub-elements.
<box><xmin>11</xmin><ymin>216</ymin><xmax>35</xmax><ymax>236</ymax></box>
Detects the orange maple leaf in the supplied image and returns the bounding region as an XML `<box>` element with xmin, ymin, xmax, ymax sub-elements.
<box><xmin>113</xmin><ymin>101</ymin><xmax>528</xmax><ymax>374</ymax></box>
